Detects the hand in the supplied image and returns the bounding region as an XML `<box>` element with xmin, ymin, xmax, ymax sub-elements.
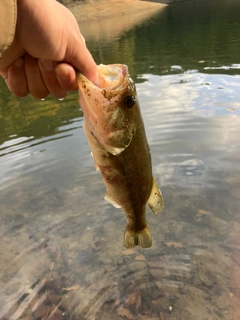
<box><xmin>0</xmin><ymin>0</ymin><xmax>97</xmax><ymax>99</ymax></box>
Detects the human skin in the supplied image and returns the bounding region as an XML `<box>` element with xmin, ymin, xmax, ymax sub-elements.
<box><xmin>0</xmin><ymin>0</ymin><xmax>97</xmax><ymax>99</ymax></box>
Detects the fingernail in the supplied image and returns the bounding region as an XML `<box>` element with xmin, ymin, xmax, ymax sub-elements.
<box><xmin>39</xmin><ymin>59</ymin><xmax>55</xmax><ymax>71</ymax></box>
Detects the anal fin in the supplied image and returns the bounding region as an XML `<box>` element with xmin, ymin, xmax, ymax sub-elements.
<box><xmin>147</xmin><ymin>178</ymin><xmax>164</xmax><ymax>215</ymax></box>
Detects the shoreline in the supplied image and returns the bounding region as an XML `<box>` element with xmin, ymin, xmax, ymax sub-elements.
<box><xmin>67</xmin><ymin>0</ymin><xmax>167</xmax><ymax>23</ymax></box>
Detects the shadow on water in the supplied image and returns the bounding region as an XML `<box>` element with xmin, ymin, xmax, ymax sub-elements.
<box><xmin>1</xmin><ymin>0</ymin><xmax>240</xmax><ymax>319</ymax></box>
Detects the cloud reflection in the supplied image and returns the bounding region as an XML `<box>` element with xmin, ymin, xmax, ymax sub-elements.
<box><xmin>136</xmin><ymin>72</ymin><xmax>240</xmax><ymax>189</ymax></box>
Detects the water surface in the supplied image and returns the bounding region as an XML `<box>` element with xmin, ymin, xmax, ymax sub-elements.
<box><xmin>1</xmin><ymin>0</ymin><xmax>240</xmax><ymax>319</ymax></box>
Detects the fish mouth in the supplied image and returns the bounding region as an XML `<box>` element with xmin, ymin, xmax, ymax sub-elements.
<box><xmin>78</xmin><ymin>64</ymin><xmax>128</xmax><ymax>91</ymax></box>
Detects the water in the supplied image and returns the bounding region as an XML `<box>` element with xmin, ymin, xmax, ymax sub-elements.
<box><xmin>1</xmin><ymin>0</ymin><xmax>240</xmax><ymax>318</ymax></box>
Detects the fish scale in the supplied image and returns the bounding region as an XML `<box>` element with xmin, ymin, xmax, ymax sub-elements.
<box><xmin>77</xmin><ymin>64</ymin><xmax>164</xmax><ymax>248</ymax></box>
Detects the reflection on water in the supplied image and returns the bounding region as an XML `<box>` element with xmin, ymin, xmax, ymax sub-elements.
<box><xmin>1</xmin><ymin>0</ymin><xmax>240</xmax><ymax>318</ymax></box>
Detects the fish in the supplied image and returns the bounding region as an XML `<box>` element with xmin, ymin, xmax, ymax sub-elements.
<box><xmin>77</xmin><ymin>64</ymin><xmax>164</xmax><ymax>248</ymax></box>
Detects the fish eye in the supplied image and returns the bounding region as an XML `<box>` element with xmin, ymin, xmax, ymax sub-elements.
<box><xmin>124</xmin><ymin>95</ymin><xmax>135</xmax><ymax>108</ymax></box>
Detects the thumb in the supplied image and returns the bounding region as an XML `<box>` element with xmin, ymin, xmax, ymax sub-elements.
<box><xmin>73</xmin><ymin>51</ymin><xmax>98</xmax><ymax>85</ymax></box>
<box><xmin>66</xmin><ymin>36</ymin><xmax>98</xmax><ymax>85</ymax></box>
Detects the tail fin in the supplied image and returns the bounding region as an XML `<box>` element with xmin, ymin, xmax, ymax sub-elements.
<box><xmin>124</xmin><ymin>225</ymin><xmax>152</xmax><ymax>249</ymax></box>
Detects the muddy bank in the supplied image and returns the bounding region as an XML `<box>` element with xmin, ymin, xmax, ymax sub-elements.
<box><xmin>67</xmin><ymin>0</ymin><xmax>166</xmax><ymax>22</ymax></box>
<box><xmin>67</xmin><ymin>0</ymin><xmax>167</xmax><ymax>41</ymax></box>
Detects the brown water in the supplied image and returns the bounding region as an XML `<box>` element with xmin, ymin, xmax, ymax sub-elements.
<box><xmin>1</xmin><ymin>0</ymin><xmax>240</xmax><ymax>319</ymax></box>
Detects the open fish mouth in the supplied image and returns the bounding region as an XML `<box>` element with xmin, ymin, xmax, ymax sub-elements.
<box><xmin>78</xmin><ymin>64</ymin><xmax>128</xmax><ymax>91</ymax></box>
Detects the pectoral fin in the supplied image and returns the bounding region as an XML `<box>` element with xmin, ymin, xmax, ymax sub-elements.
<box><xmin>90</xmin><ymin>152</ymin><xmax>99</xmax><ymax>171</ymax></box>
<box><xmin>147</xmin><ymin>178</ymin><xmax>164</xmax><ymax>215</ymax></box>
<box><xmin>104</xmin><ymin>192</ymin><xmax>121</xmax><ymax>208</ymax></box>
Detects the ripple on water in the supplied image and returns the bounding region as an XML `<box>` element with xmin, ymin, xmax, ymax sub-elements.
<box><xmin>0</xmin><ymin>184</ymin><xmax>234</xmax><ymax>320</ymax></box>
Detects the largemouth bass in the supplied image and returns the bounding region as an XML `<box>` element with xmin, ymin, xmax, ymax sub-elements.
<box><xmin>77</xmin><ymin>64</ymin><xmax>164</xmax><ymax>248</ymax></box>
